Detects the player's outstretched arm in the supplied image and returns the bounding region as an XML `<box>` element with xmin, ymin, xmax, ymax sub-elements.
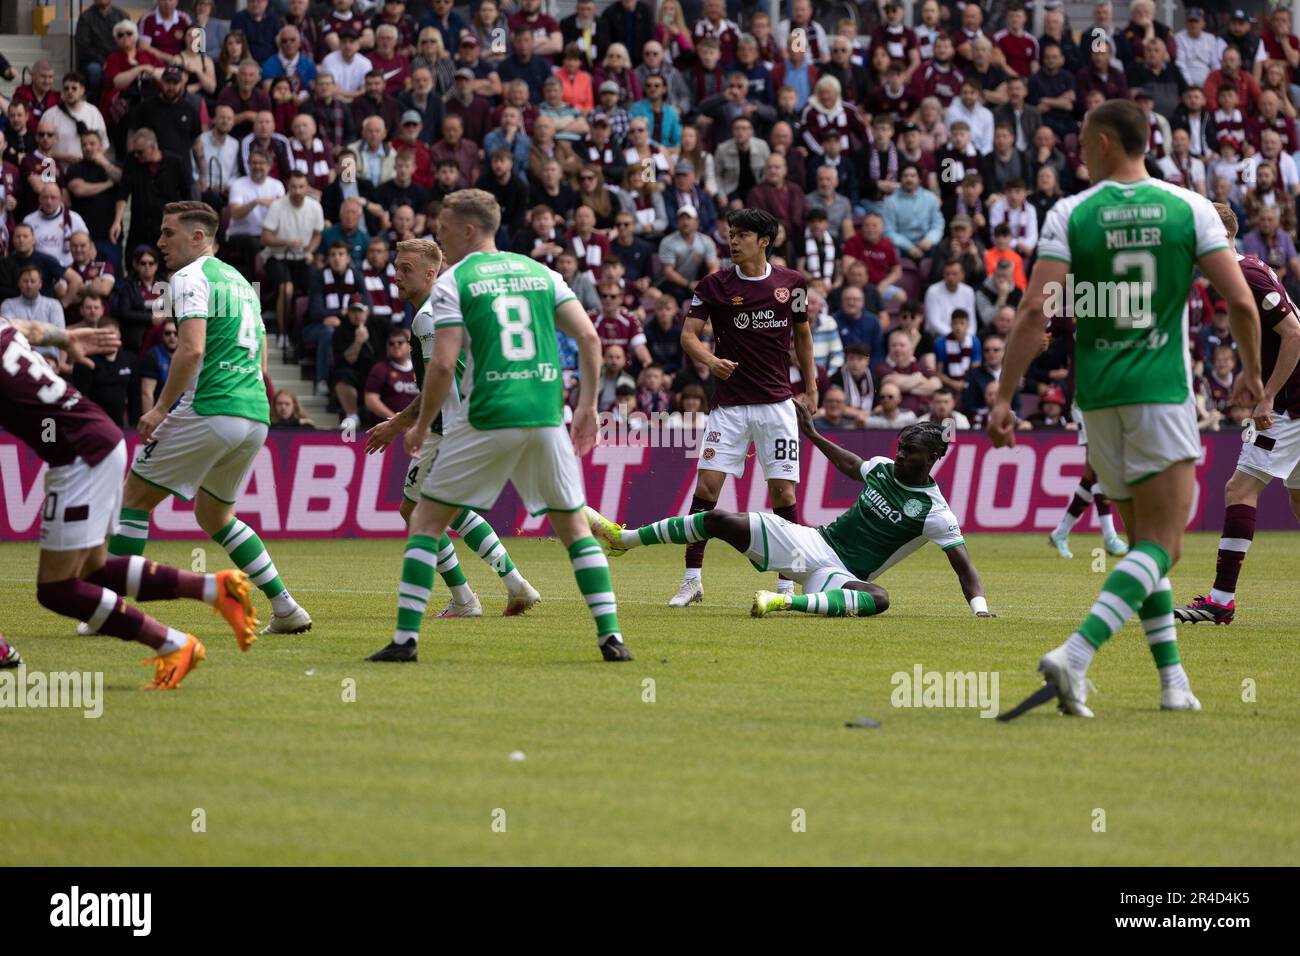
<box><xmin>989</xmin><ymin>257</ymin><xmax>1066</xmax><ymax>447</ymax></box>
<box><xmin>795</xmin><ymin>400</ymin><xmax>864</xmax><ymax>479</ymax></box>
<box><xmin>5</xmin><ymin>320</ymin><xmax>121</xmax><ymax>367</ymax></box>
<box><xmin>139</xmin><ymin>319</ymin><xmax>205</xmax><ymax>441</ymax></box>
<box><xmin>1199</xmin><ymin>246</ymin><xmax>1265</xmax><ymax>410</ymax></box>
<box><xmin>944</xmin><ymin>544</ymin><xmax>994</xmax><ymax>617</ymax></box>
<box><xmin>556</xmin><ymin>298</ymin><xmax>601</xmax><ymax>456</ymax></box>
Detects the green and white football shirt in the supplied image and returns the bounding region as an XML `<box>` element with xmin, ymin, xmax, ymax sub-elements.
<box><xmin>1038</xmin><ymin>178</ymin><xmax>1228</xmax><ymax>410</ymax></box>
<box><xmin>430</xmin><ymin>250</ymin><xmax>576</xmax><ymax>430</ymax></box>
<box><xmin>818</xmin><ymin>457</ymin><xmax>965</xmax><ymax>581</ymax></box>
<box><xmin>411</xmin><ymin>293</ymin><xmax>466</xmax><ymax>435</ymax></box>
<box><xmin>170</xmin><ymin>255</ymin><xmax>270</xmax><ymax>424</ymax></box>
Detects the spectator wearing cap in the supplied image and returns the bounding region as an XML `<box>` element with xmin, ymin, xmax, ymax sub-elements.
<box><xmin>556</xmin><ymin>42</ymin><xmax>596</xmax><ymax>113</ymax></box>
<box><xmin>577</xmin><ymin>112</ymin><xmax>627</xmax><ymax>185</ymax></box>
<box><xmin>445</xmin><ymin>68</ymin><xmax>494</xmax><ymax>148</ymax></box>
<box><xmin>663</xmin><ymin>159</ymin><xmax>715</xmax><ymax>238</ymax></box>
<box><xmin>498</xmin><ymin>26</ymin><xmax>554</xmax><ymax>103</ymax></box>
<box><xmin>320</xmin><ymin>29</ymin><xmax>374</xmax><ymax>102</ymax></box>
<box><xmin>1026</xmin><ymin>386</ymin><xmax>1071</xmax><ymax>429</ymax></box>
<box><xmin>1220</xmin><ymin>8</ymin><xmax>1261</xmax><ymax>67</ymax></box>
<box><xmin>629</xmin><ymin>73</ymin><xmax>682</xmax><ymax>150</ymax></box>
<box><xmin>594</xmin><ymin>82</ymin><xmax>632</xmax><ymax>148</ymax></box>
<box><xmin>389</xmin><ymin>110</ymin><xmax>434</xmax><ymax>188</ymax></box>
<box><xmin>333</xmin><ymin>295</ymin><xmax>382</xmax><ymax>432</ymax></box>
<box><xmin>1175</xmin><ymin>8</ymin><xmax>1226</xmax><ymax>90</ymax></box>
<box><xmin>657</xmin><ymin>205</ymin><xmax>719</xmax><ymax>303</ymax></box>
<box><xmin>453</xmin><ymin>34</ymin><xmax>502</xmax><ymax>100</ymax></box>
<box><xmin>126</xmin><ymin>62</ymin><xmax>202</xmax><ymax>169</ymax></box>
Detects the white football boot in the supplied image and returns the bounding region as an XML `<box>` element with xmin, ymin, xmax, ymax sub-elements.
<box><xmin>259</xmin><ymin>604</ymin><xmax>314</xmax><ymax>635</ymax></box>
<box><xmin>435</xmin><ymin>592</ymin><xmax>483</xmax><ymax>618</ymax></box>
<box><xmin>1038</xmin><ymin>645</ymin><xmax>1095</xmax><ymax>717</ymax></box>
<box><xmin>668</xmin><ymin>577</ymin><xmax>703</xmax><ymax>608</ymax></box>
<box><xmin>1048</xmin><ymin>529</ymin><xmax>1073</xmax><ymax>559</ymax></box>
<box><xmin>1160</xmin><ymin>687</ymin><xmax>1202</xmax><ymax>711</ymax></box>
<box><xmin>503</xmin><ymin>581</ymin><xmax>541</xmax><ymax>616</ymax></box>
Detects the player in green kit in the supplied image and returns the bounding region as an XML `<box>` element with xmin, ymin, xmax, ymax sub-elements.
<box><xmin>107</xmin><ymin>202</ymin><xmax>312</xmax><ymax>637</ymax></box>
<box><xmin>366</xmin><ymin>190</ymin><xmax>632</xmax><ymax>662</ymax></box>
<box><xmin>585</xmin><ymin>403</ymin><xmax>995</xmax><ymax>620</ymax></box>
<box><xmin>990</xmin><ymin>100</ymin><xmax>1264</xmax><ymax>718</ymax></box>
<box><xmin>363</xmin><ymin>236</ymin><xmax>542</xmax><ymax>617</ymax></box>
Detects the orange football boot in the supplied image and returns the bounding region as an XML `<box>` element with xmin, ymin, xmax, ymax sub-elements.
<box><xmin>142</xmin><ymin>635</ymin><xmax>206</xmax><ymax>690</ymax></box>
<box><xmin>213</xmin><ymin>569</ymin><xmax>258</xmax><ymax>651</ymax></box>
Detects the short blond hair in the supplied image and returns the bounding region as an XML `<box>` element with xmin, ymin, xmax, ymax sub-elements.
<box><xmin>396</xmin><ymin>237</ymin><xmax>444</xmax><ymax>272</ymax></box>
<box><xmin>1214</xmin><ymin>201</ymin><xmax>1238</xmax><ymax>239</ymax></box>
<box><xmin>441</xmin><ymin>189</ymin><xmax>502</xmax><ymax>237</ymax></box>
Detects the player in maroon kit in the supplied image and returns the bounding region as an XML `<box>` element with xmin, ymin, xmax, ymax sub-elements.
<box><xmin>0</xmin><ymin>318</ymin><xmax>258</xmax><ymax>688</ymax></box>
<box><xmin>1178</xmin><ymin>204</ymin><xmax>1300</xmax><ymax>624</ymax></box>
<box><xmin>669</xmin><ymin>207</ymin><xmax>817</xmax><ymax>607</ymax></box>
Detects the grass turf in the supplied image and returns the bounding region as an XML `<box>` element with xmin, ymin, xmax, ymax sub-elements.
<box><xmin>0</xmin><ymin>532</ymin><xmax>1296</xmax><ymax>866</ymax></box>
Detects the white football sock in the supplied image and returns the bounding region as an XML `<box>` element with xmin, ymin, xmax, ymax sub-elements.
<box><xmin>683</xmin><ymin>568</ymin><xmax>702</xmax><ymax>582</ymax></box>
<box><xmin>1062</xmin><ymin>632</ymin><xmax>1097</xmax><ymax>673</ymax></box>
<box><xmin>159</xmin><ymin>628</ymin><xmax>188</xmax><ymax>654</ymax></box>
<box><xmin>271</xmin><ymin>590</ymin><xmax>299</xmax><ymax>616</ymax></box>
<box><xmin>450</xmin><ymin>583</ymin><xmax>475</xmax><ymax>604</ymax></box>
<box><xmin>1209</xmin><ymin>588</ymin><xmax>1234</xmax><ymax>605</ymax></box>
<box><xmin>1099</xmin><ymin>513</ymin><xmax>1118</xmax><ymax>539</ymax></box>
<box><xmin>201</xmin><ymin>575</ymin><xmax>218</xmax><ymax>604</ymax></box>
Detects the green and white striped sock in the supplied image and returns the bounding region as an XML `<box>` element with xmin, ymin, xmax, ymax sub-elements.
<box><xmin>569</xmin><ymin>536</ymin><xmax>622</xmax><ymax>645</ymax></box>
<box><xmin>434</xmin><ymin>533</ymin><xmax>475</xmax><ymax>604</ymax></box>
<box><xmin>1140</xmin><ymin>576</ymin><xmax>1190</xmax><ymax>690</ymax></box>
<box><xmin>394</xmin><ymin>533</ymin><xmax>438</xmax><ymax>644</ymax></box>
<box><xmin>451</xmin><ymin>509</ymin><xmax>524</xmax><ymax>591</ymax></box>
<box><xmin>1073</xmin><ymin>540</ymin><xmax>1170</xmax><ymax>649</ymax></box>
<box><xmin>108</xmin><ymin>507</ymin><xmax>151</xmax><ymax>556</ymax></box>
<box><xmin>623</xmin><ymin>513</ymin><xmax>709</xmax><ymax>549</ymax></box>
<box><xmin>214</xmin><ymin>517</ymin><xmax>295</xmax><ymax>615</ymax></box>
<box><xmin>789</xmin><ymin>590</ymin><xmax>878</xmax><ymax>617</ymax></box>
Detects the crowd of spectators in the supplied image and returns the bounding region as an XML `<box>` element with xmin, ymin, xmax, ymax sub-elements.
<box><xmin>1</xmin><ymin>0</ymin><xmax>1292</xmax><ymax>436</ymax></box>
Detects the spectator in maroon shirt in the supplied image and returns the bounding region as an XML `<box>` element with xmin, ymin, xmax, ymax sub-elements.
<box><xmin>594</xmin><ymin>279</ymin><xmax>651</xmax><ymax>369</ymax></box>
<box><xmin>444</xmin><ymin>68</ymin><xmax>493</xmax><ymax>148</ymax></box>
<box><xmin>12</xmin><ymin>61</ymin><xmax>60</xmax><ymax>135</ymax></box>
<box><xmin>874</xmin><ymin>326</ymin><xmax>941</xmax><ymax>416</ymax></box>
<box><xmin>218</xmin><ymin>58</ymin><xmax>273</xmax><ymax>140</ymax></box>
<box><xmin>429</xmin><ymin>112</ymin><xmax>479</xmax><ymax>187</ymax></box>
<box><xmin>746</xmin><ymin>152</ymin><xmax>806</xmax><ymax>263</ymax></box>
<box><xmin>843</xmin><ymin>212</ymin><xmax>906</xmax><ymax>312</ymax></box>
<box><xmin>363</xmin><ymin>326</ymin><xmax>419</xmax><ymax>426</ymax></box>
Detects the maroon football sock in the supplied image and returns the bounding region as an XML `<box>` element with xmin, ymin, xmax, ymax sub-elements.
<box><xmin>37</xmin><ymin>579</ymin><xmax>167</xmax><ymax>649</ymax></box>
<box><xmin>86</xmin><ymin>556</ymin><xmax>207</xmax><ymax>602</ymax></box>
<box><xmin>684</xmin><ymin>494</ymin><xmax>716</xmax><ymax>570</ymax></box>
<box><xmin>1066</xmin><ymin>478</ymin><xmax>1093</xmax><ymax>518</ymax></box>
<box><xmin>773</xmin><ymin>504</ymin><xmax>799</xmax><ymax>583</ymax></box>
<box><xmin>1093</xmin><ymin>491</ymin><xmax>1112</xmax><ymax>516</ymax></box>
<box><xmin>1212</xmin><ymin>503</ymin><xmax>1257</xmax><ymax>596</ymax></box>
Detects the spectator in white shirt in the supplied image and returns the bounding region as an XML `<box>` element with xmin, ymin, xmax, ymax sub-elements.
<box><xmin>199</xmin><ymin>103</ymin><xmax>241</xmax><ymax>202</ymax></box>
<box><xmin>319</xmin><ymin>29</ymin><xmax>373</xmax><ymax>101</ymax></box>
<box><xmin>867</xmin><ymin>382</ymin><xmax>919</xmax><ymax>429</ymax></box>
<box><xmin>924</xmin><ymin>259</ymin><xmax>978</xmax><ymax>338</ymax></box>
<box><xmin>24</xmin><ymin>182</ymin><xmax>89</xmax><ymax>268</ymax></box>
<box><xmin>945</xmin><ymin>78</ymin><xmax>995</xmax><ymax>155</ymax></box>
<box><xmin>988</xmin><ymin>178</ymin><xmax>1038</xmax><ymax>258</ymax></box>
<box><xmin>1175</xmin><ymin>8</ymin><xmax>1226</xmax><ymax>89</ymax></box>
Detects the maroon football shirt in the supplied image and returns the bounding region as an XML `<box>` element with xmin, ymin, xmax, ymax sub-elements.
<box><xmin>1239</xmin><ymin>254</ymin><xmax>1300</xmax><ymax>417</ymax></box>
<box><xmin>685</xmin><ymin>263</ymin><xmax>808</xmax><ymax>407</ymax></box>
<box><xmin>0</xmin><ymin>320</ymin><xmax>122</xmax><ymax>466</ymax></box>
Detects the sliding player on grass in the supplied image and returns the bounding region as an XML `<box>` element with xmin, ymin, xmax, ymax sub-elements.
<box><xmin>365</xmin><ymin>190</ymin><xmax>632</xmax><ymax>663</ymax></box>
<box><xmin>990</xmin><ymin>100</ymin><xmax>1263</xmax><ymax>718</ymax></box>
<box><xmin>364</xmin><ymin>236</ymin><xmax>541</xmax><ymax>617</ymax></box>
<box><xmin>1175</xmin><ymin>204</ymin><xmax>1300</xmax><ymax>624</ymax></box>
<box><xmin>587</xmin><ymin>402</ymin><xmax>994</xmax><ymax>620</ymax></box>
<box><xmin>0</xmin><ymin>317</ymin><xmax>257</xmax><ymax>689</ymax></box>
<box><xmin>668</xmin><ymin>207</ymin><xmax>818</xmax><ymax>608</ymax></box>
<box><xmin>107</xmin><ymin>202</ymin><xmax>312</xmax><ymax>637</ymax></box>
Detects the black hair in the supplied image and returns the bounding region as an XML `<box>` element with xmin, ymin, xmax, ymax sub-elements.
<box><xmin>725</xmin><ymin>207</ymin><xmax>781</xmax><ymax>252</ymax></box>
<box><xmin>898</xmin><ymin>419</ymin><xmax>949</xmax><ymax>458</ymax></box>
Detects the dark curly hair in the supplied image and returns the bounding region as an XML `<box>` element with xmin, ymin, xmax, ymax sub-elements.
<box><xmin>898</xmin><ymin>419</ymin><xmax>949</xmax><ymax>459</ymax></box>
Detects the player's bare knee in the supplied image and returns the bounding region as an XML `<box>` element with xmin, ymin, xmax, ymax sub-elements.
<box><xmin>767</xmin><ymin>480</ymin><xmax>797</xmax><ymax>508</ymax></box>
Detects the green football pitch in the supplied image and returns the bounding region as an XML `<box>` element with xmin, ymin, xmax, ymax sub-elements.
<box><xmin>1</xmin><ymin>533</ymin><xmax>1296</xmax><ymax>866</ymax></box>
